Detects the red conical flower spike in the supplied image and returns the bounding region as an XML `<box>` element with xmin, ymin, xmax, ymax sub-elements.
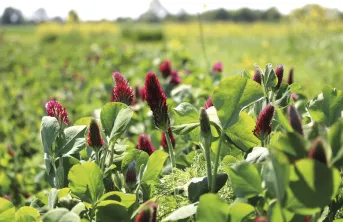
<box><xmin>288</xmin><ymin>68</ymin><xmax>294</xmax><ymax>85</ymax></box>
<box><xmin>87</xmin><ymin>118</ymin><xmax>104</xmax><ymax>149</ymax></box>
<box><xmin>288</xmin><ymin>105</ymin><xmax>303</xmax><ymax>135</ymax></box>
<box><xmin>138</xmin><ymin>134</ymin><xmax>156</xmax><ymax>156</ymax></box>
<box><xmin>125</xmin><ymin>161</ymin><xmax>137</xmax><ymax>189</ymax></box>
<box><xmin>254</xmin><ymin>216</ymin><xmax>269</xmax><ymax>222</ymax></box>
<box><xmin>253</xmin><ymin>104</ymin><xmax>275</xmax><ymax>140</ymax></box>
<box><xmin>160</xmin><ymin>59</ymin><xmax>172</xmax><ymax>78</ymax></box>
<box><xmin>309</xmin><ymin>137</ymin><xmax>327</xmax><ymax>165</ymax></box>
<box><xmin>135</xmin><ymin>202</ymin><xmax>158</xmax><ymax>222</ymax></box>
<box><xmin>170</xmin><ymin>70</ymin><xmax>181</xmax><ymax>85</ymax></box>
<box><xmin>275</xmin><ymin>64</ymin><xmax>284</xmax><ymax>89</ymax></box>
<box><xmin>161</xmin><ymin>128</ymin><xmax>175</xmax><ymax>151</ymax></box>
<box><xmin>144</xmin><ymin>72</ymin><xmax>170</xmax><ymax>131</ymax></box>
<box><xmin>204</xmin><ymin>96</ymin><xmax>213</xmax><ymax>110</ymax></box>
<box><xmin>46</xmin><ymin>100</ymin><xmax>70</xmax><ymax>126</ymax></box>
<box><xmin>111</xmin><ymin>72</ymin><xmax>134</xmax><ymax>106</ymax></box>
<box><xmin>212</xmin><ymin>61</ymin><xmax>223</xmax><ymax>73</ymax></box>
<box><xmin>253</xmin><ymin>69</ymin><xmax>262</xmax><ymax>85</ymax></box>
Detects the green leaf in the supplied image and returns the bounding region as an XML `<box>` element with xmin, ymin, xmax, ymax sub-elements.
<box><xmin>74</xmin><ymin>117</ymin><xmax>92</xmax><ymax>126</ymax></box>
<box><xmin>263</xmin><ymin>63</ymin><xmax>277</xmax><ymax>89</ymax></box>
<box><xmin>213</xmin><ymin>75</ymin><xmax>264</xmax><ymax>129</ymax></box>
<box><xmin>15</xmin><ymin>206</ymin><xmax>40</xmax><ymax>222</ymax></box>
<box><xmin>289</xmin><ymin>159</ymin><xmax>340</xmax><ymax>209</ymax></box>
<box><xmin>96</xmin><ymin>200</ymin><xmax>129</xmax><ymax>222</ymax></box>
<box><xmin>171</xmin><ymin>123</ymin><xmax>200</xmax><ymax>135</ymax></box>
<box><xmin>121</xmin><ymin>149</ymin><xmax>149</xmax><ymax>176</ymax></box>
<box><xmin>141</xmin><ymin>150</ymin><xmax>168</xmax><ymax>183</ymax></box>
<box><xmin>329</xmin><ymin>119</ymin><xmax>343</xmax><ymax>167</ymax></box>
<box><xmin>263</xmin><ymin>149</ymin><xmax>289</xmax><ymax>202</ymax></box>
<box><xmin>100</xmin><ymin>102</ymin><xmax>132</xmax><ymax>139</ymax></box>
<box><xmin>228</xmin><ymin>202</ymin><xmax>255</xmax><ymax>222</ymax></box>
<box><xmin>41</xmin><ymin>116</ymin><xmax>60</xmax><ymax>155</ymax></box>
<box><xmin>57</xmin><ymin>126</ymin><xmax>87</xmax><ymax>156</ymax></box>
<box><xmin>268</xmin><ymin>200</ymin><xmax>285</xmax><ymax>222</ymax></box>
<box><xmin>196</xmin><ymin>194</ymin><xmax>229</xmax><ymax>222</ymax></box>
<box><xmin>307</xmin><ymin>86</ymin><xmax>343</xmax><ymax>126</ymax></box>
<box><xmin>162</xmin><ymin>203</ymin><xmax>198</xmax><ymax>222</ymax></box>
<box><xmin>0</xmin><ymin>198</ymin><xmax>15</xmax><ymax>222</ymax></box>
<box><xmin>275</xmin><ymin>108</ymin><xmax>294</xmax><ymax>133</ymax></box>
<box><xmin>48</xmin><ymin>188</ymin><xmax>58</xmax><ymax>209</ymax></box>
<box><xmin>225</xmin><ymin>112</ymin><xmax>260</xmax><ymax>152</ymax></box>
<box><xmin>275</xmin><ymin>83</ymin><xmax>291</xmax><ymax>108</ymax></box>
<box><xmin>99</xmin><ymin>192</ymin><xmax>136</xmax><ymax>208</ymax></box>
<box><xmin>172</xmin><ymin>102</ymin><xmax>200</xmax><ymax>135</ymax></box>
<box><xmin>271</xmin><ymin>132</ymin><xmax>307</xmax><ymax>162</ymax></box>
<box><xmin>225</xmin><ymin>161</ymin><xmax>263</xmax><ymax>198</ymax></box>
<box><xmin>68</xmin><ymin>162</ymin><xmax>104</xmax><ymax>205</ymax></box>
<box><xmin>42</xmin><ymin>208</ymin><xmax>80</xmax><ymax>222</ymax></box>
<box><xmin>246</xmin><ymin>147</ymin><xmax>269</xmax><ymax>163</ymax></box>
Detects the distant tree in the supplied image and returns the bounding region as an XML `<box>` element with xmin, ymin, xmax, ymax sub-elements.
<box><xmin>1</xmin><ymin>7</ymin><xmax>24</xmax><ymax>25</ymax></box>
<box><xmin>51</xmin><ymin>16</ymin><xmax>64</xmax><ymax>23</ymax></box>
<box><xmin>214</xmin><ymin>8</ymin><xmax>230</xmax><ymax>21</ymax></box>
<box><xmin>32</xmin><ymin>8</ymin><xmax>48</xmax><ymax>23</ymax></box>
<box><xmin>261</xmin><ymin>7</ymin><xmax>281</xmax><ymax>21</ymax></box>
<box><xmin>138</xmin><ymin>0</ymin><xmax>169</xmax><ymax>23</ymax></box>
<box><xmin>67</xmin><ymin>10</ymin><xmax>80</xmax><ymax>23</ymax></box>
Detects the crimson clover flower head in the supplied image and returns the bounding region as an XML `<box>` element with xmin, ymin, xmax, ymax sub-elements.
<box><xmin>160</xmin><ymin>59</ymin><xmax>172</xmax><ymax>78</ymax></box>
<box><xmin>291</xmin><ymin>93</ymin><xmax>297</xmax><ymax>101</ymax></box>
<box><xmin>288</xmin><ymin>105</ymin><xmax>303</xmax><ymax>135</ymax></box>
<box><xmin>135</xmin><ymin>202</ymin><xmax>158</xmax><ymax>222</ymax></box>
<box><xmin>309</xmin><ymin>137</ymin><xmax>327</xmax><ymax>165</ymax></box>
<box><xmin>253</xmin><ymin>104</ymin><xmax>275</xmax><ymax>140</ymax></box>
<box><xmin>288</xmin><ymin>67</ymin><xmax>294</xmax><ymax>85</ymax></box>
<box><xmin>254</xmin><ymin>216</ymin><xmax>269</xmax><ymax>222</ymax></box>
<box><xmin>144</xmin><ymin>72</ymin><xmax>170</xmax><ymax>131</ymax></box>
<box><xmin>170</xmin><ymin>70</ymin><xmax>181</xmax><ymax>85</ymax></box>
<box><xmin>138</xmin><ymin>134</ymin><xmax>156</xmax><ymax>156</ymax></box>
<box><xmin>111</xmin><ymin>72</ymin><xmax>134</xmax><ymax>106</ymax></box>
<box><xmin>275</xmin><ymin>64</ymin><xmax>284</xmax><ymax>89</ymax></box>
<box><xmin>161</xmin><ymin>128</ymin><xmax>175</xmax><ymax>151</ymax></box>
<box><xmin>212</xmin><ymin>61</ymin><xmax>223</xmax><ymax>73</ymax></box>
<box><xmin>204</xmin><ymin>96</ymin><xmax>213</xmax><ymax>110</ymax></box>
<box><xmin>45</xmin><ymin>100</ymin><xmax>70</xmax><ymax>126</ymax></box>
<box><xmin>87</xmin><ymin>118</ymin><xmax>104</xmax><ymax>149</ymax></box>
<box><xmin>253</xmin><ymin>69</ymin><xmax>262</xmax><ymax>85</ymax></box>
<box><xmin>125</xmin><ymin>161</ymin><xmax>137</xmax><ymax>189</ymax></box>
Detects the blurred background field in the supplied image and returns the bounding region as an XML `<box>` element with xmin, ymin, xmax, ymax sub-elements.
<box><xmin>1</xmin><ymin>1</ymin><xmax>343</xmax><ymax>203</ymax></box>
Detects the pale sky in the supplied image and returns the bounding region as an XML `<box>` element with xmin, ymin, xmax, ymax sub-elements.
<box><xmin>0</xmin><ymin>0</ymin><xmax>342</xmax><ymax>20</ymax></box>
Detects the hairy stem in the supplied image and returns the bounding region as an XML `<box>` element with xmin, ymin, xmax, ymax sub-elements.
<box><xmin>164</xmin><ymin>130</ymin><xmax>176</xmax><ymax>171</ymax></box>
<box><xmin>211</xmin><ymin>132</ymin><xmax>224</xmax><ymax>193</ymax></box>
<box><xmin>202</xmin><ymin>143</ymin><xmax>213</xmax><ymax>190</ymax></box>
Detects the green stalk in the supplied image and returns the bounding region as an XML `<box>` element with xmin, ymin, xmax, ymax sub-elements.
<box><xmin>109</xmin><ymin>141</ymin><xmax>115</xmax><ymax>167</ymax></box>
<box><xmin>211</xmin><ymin>132</ymin><xmax>224</xmax><ymax>193</ymax></box>
<box><xmin>95</xmin><ymin>149</ymin><xmax>99</xmax><ymax>166</ymax></box>
<box><xmin>203</xmin><ymin>144</ymin><xmax>212</xmax><ymax>189</ymax></box>
<box><xmin>164</xmin><ymin>130</ymin><xmax>176</xmax><ymax>171</ymax></box>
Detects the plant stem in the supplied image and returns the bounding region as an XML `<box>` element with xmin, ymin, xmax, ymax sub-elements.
<box><xmin>109</xmin><ymin>142</ymin><xmax>115</xmax><ymax>167</ymax></box>
<box><xmin>211</xmin><ymin>132</ymin><xmax>224</xmax><ymax>193</ymax></box>
<box><xmin>95</xmin><ymin>149</ymin><xmax>99</xmax><ymax>166</ymax></box>
<box><xmin>261</xmin><ymin>139</ymin><xmax>265</xmax><ymax>147</ymax></box>
<box><xmin>202</xmin><ymin>144</ymin><xmax>212</xmax><ymax>190</ymax></box>
<box><xmin>164</xmin><ymin>130</ymin><xmax>176</xmax><ymax>171</ymax></box>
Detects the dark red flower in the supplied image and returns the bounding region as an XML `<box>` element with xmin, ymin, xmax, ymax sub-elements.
<box><xmin>170</xmin><ymin>70</ymin><xmax>181</xmax><ymax>85</ymax></box>
<box><xmin>204</xmin><ymin>96</ymin><xmax>213</xmax><ymax>110</ymax></box>
<box><xmin>161</xmin><ymin>128</ymin><xmax>175</xmax><ymax>151</ymax></box>
<box><xmin>45</xmin><ymin>100</ymin><xmax>70</xmax><ymax>126</ymax></box>
<box><xmin>135</xmin><ymin>202</ymin><xmax>158</xmax><ymax>222</ymax></box>
<box><xmin>138</xmin><ymin>134</ymin><xmax>156</xmax><ymax>156</ymax></box>
<box><xmin>275</xmin><ymin>64</ymin><xmax>284</xmax><ymax>89</ymax></box>
<box><xmin>111</xmin><ymin>72</ymin><xmax>134</xmax><ymax>106</ymax></box>
<box><xmin>309</xmin><ymin>137</ymin><xmax>327</xmax><ymax>165</ymax></box>
<box><xmin>288</xmin><ymin>68</ymin><xmax>294</xmax><ymax>85</ymax></box>
<box><xmin>7</xmin><ymin>145</ymin><xmax>15</xmax><ymax>157</ymax></box>
<box><xmin>212</xmin><ymin>61</ymin><xmax>223</xmax><ymax>73</ymax></box>
<box><xmin>160</xmin><ymin>60</ymin><xmax>172</xmax><ymax>78</ymax></box>
<box><xmin>253</xmin><ymin>104</ymin><xmax>275</xmax><ymax>140</ymax></box>
<box><xmin>125</xmin><ymin>161</ymin><xmax>137</xmax><ymax>189</ymax></box>
<box><xmin>304</xmin><ymin>216</ymin><xmax>310</xmax><ymax>222</ymax></box>
<box><xmin>253</xmin><ymin>69</ymin><xmax>262</xmax><ymax>85</ymax></box>
<box><xmin>254</xmin><ymin>216</ymin><xmax>268</xmax><ymax>222</ymax></box>
<box><xmin>23</xmin><ymin>192</ymin><xmax>30</xmax><ymax>199</ymax></box>
<box><xmin>291</xmin><ymin>93</ymin><xmax>297</xmax><ymax>101</ymax></box>
<box><xmin>87</xmin><ymin>119</ymin><xmax>104</xmax><ymax>149</ymax></box>
<box><xmin>288</xmin><ymin>105</ymin><xmax>303</xmax><ymax>135</ymax></box>
<box><xmin>144</xmin><ymin>72</ymin><xmax>170</xmax><ymax>131</ymax></box>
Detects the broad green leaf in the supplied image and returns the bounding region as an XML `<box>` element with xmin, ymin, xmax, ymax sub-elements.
<box><xmin>289</xmin><ymin>159</ymin><xmax>340</xmax><ymax>210</ymax></box>
<box><xmin>100</xmin><ymin>102</ymin><xmax>132</xmax><ymax>138</ymax></box>
<box><xmin>275</xmin><ymin>83</ymin><xmax>291</xmax><ymax>108</ymax></box>
<box><xmin>225</xmin><ymin>112</ymin><xmax>260</xmax><ymax>152</ymax></box>
<box><xmin>268</xmin><ymin>200</ymin><xmax>285</xmax><ymax>222</ymax></box>
<box><xmin>228</xmin><ymin>203</ymin><xmax>255</xmax><ymax>222</ymax></box>
<box><xmin>141</xmin><ymin>150</ymin><xmax>168</xmax><ymax>183</ymax></box>
<box><xmin>307</xmin><ymin>86</ymin><xmax>343</xmax><ymax>126</ymax></box>
<box><xmin>99</xmin><ymin>192</ymin><xmax>136</xmax><ymax>208</ymax></box>
<box><xmin>263</xmin><ymin>149</ymin><xmax>289</xmax><ymax>201</ymax></box>
<box><xmin>42</xmin><ymin>208</ymin><xmax>80</xmax><ymax>222</ymax></box>
<box><xmin>162</xmin><ymin>203</ymin><xmax>198</xmax><ymax>222</ymax></box>
<box><xmin>58</xmin><ymin>212</ymin><xmax>80</xmax><ymax>222</ymax></box>
<box><xmin>196</xmin><ymin>194</ymin><xmax>229</xmax><ymax>222</ymax></box>
<box><xmin>329</xmin><ymin>119</ymin><xmax>343</xmax><ymax>167</ymax></box>
<box><xmin>71</xmin><ymin>202</ymin><xmax>86</xmax><ymax>215</ymax></box>
<box><xmin>121</xmin><ymin>149</ymin><xmax>149</xmax><ymax>176</ymax></box>
<box><xmin>213</xmin><ymin>75</ymin><xmax>264</xmax><ymax>129</ymax></box>
<box><xmin>74</xmin><ymin>117</ymin><xmax>92</xmax><ymax>126</ymax></box>
<box><xmin>172</xmin><ymin>102</ymin><xmax>200</xmax><ymax>135</ymax></box>
<box><xmin>222</xmin><ymin>155</ymin><xmax>237</xmax><ymax>167</ymax></box>
<box><xmin>48</xmin><ymin>188</ymin><xmax>58</xmax><ymax>209</ymax></box>
<box><xmin>171</xmin><ymin>123</ymin><xmax>200</xmax><ymax>135</ymax></box>
<box><xmin>275</xmin><ymin>108</ymin><xmax>294</xmax><ymax>132</ymax></box>
<box><xmin>263</xmin><ymin>63</ymin><xmax>277</xmax><ymax>89</ymax></box>
<box><xmin>68</xmin><ymin>162</ymin><xmax>104</xmax><ymax>205</ymax></box>
<box><xmin>285</xmin><ymin>188</ymin><xmax>321</xmax><ymax>215</ymax></box>
<box><xmin>0</xmin><ymin>198</ymin><xmax>15</xmax><ymax>222</ymax></box>
<box><xmin>41</xmin><ymin>116</ymin><xmax>60</xmax><ymax>155</ymax></box>
<box><xmin>226</xmin><ymin>161</ymin><xmax>263</xmax><ymax>198</ymax></box>
<box><xmin>57</xmin><ymin>125</ymin><xmax>87</xmax><ymax>156</ymax></box>
<box><xmin>246</xmin><ymin>147</ymin><xmax>269</xmax><ymax>163</ymax></box>
<box><xmin>96</xmin><ymin>200</ymin><xmax>129</xmax><ymax>222</ymax></box>
<box><xmin>271</xmin><ymin>132</ymin><xmax>307</xmax><ymax>162</ymax></box>
<box><xmin>15</xmin><ymin>206</ymin><xmax>40</xmax><ymax>222</ymax></box>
